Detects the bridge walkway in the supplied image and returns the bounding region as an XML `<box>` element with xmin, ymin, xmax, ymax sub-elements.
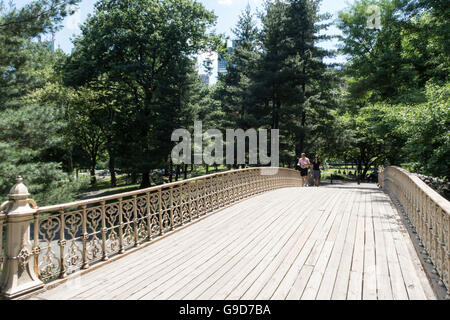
<box><xmin>31</xmin><ymin>183</ymin><xmax>436</xmax><ymax>300</ymax></box>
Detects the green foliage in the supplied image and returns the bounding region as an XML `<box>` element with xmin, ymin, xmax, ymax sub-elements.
<box><xmin>338</xmin><ymin>0</ymin><xmax>449</xmax><ymax>103</ymax></box>
<box><xmin>0</xmin><ymin>104</ymin><xmax>89</xmax><ymax>205</ymax></box>
<box><xmin>0</xmin><ymin>0</ymin><xmax>80</xmax><ymax>109</ymax></box>
<box><xmin>0</xmin><ymin>0</ymin><xmax>87</xmax><ymax>205</ymax></box>
<box><xmin>216</xmin><ymin>1</ymin><xmax>339</xmax><ymax>167</ymax></box>
<box><xmin>388</xmin><ymin>83</ymin><xmax>450</xmax><ymax>178</ymax></box>
<box><xmin>64</xmin><ymin>0</ymin><xmax>219</xmax><ymax>187</ymax></box>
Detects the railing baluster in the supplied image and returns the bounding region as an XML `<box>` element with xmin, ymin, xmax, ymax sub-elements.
<box><xmin>133</xmin><ymin>195</ymin><xmax>139</xmax><ymax>246</ymax></box>
<box><xmin>146</xmin><ymin>192</ymin><xmax>152</xmax><ymax>242</ymax></box>
<box><xmin>33</xmin><ymin>213</ymin><xmax>39</xmax><ymax>278</ymax></box>
<box><xmin>180</xmin><ymin>184</ymin><xmax>185</xmax><ymax>226</ymax></box>
<box><xmin>169</xmin><ymin>186</ymin><xmax>174</xmax><ymax>231</ymax></box>
<box><xmin>118</xmin><ymin>198</ymin><xmax>124</xmax><ymax>254</ymax></box>
<box><xmin>101</xmin><ymin>201</ymin><xmax>108</xmax><ymax>261</ymax></box>
<box><xmin>81</xmin><ymin>205</ymin><xmax>89</xmax><ymax>269</ymax></box>
<box><xmin>158</xmin><ymin>189</ymin><xmax>163</xmax><ymax>235</ymax></box>
<box><xmin>188</xmin><ymin>183</ymin><xmax>193</xmax><ymax>222</ymax></box>
<box><xmin>58</xmin><ymin>209</ymin><xmax>66</xmax><ymax>278</ymax></box>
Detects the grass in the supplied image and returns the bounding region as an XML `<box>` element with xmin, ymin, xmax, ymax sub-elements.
<box><xmin>75</xmin><ymin>165</ymin><xmax>232</xmax><ymax>198</ymax></box>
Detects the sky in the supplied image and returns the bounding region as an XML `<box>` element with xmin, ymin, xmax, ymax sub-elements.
<box><xmin>13</xmin><ymin>0</ymin><xmax>355</xmax><ymax>83</ymax></box>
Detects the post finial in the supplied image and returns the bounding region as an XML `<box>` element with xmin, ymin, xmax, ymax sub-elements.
<box><xmin>8</xmin><ymin>175</ymin><xmax>30</xmax><ymax>200</ymax></box>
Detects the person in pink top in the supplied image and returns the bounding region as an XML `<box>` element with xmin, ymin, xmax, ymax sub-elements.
<box><xmin>297</xmin><ymin>153</ymin><xmax>311</xmax><ymax>187</ymax></box>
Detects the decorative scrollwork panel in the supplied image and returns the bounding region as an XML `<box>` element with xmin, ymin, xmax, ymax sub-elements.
<box><xmin>37</xmin><ymin>213</ymin><xmax>61</xmax><ymax>281</ymax></box>
<box><xmin>63</xmin><ymin>211</ymin><xmax>83</xmax><ymax>274</ymax></box>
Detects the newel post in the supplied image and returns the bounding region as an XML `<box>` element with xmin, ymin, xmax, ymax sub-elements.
<box><xmin>0</xmin><ymin>176</ymin><xmax>44</xmax><ymax>299</ymax></box>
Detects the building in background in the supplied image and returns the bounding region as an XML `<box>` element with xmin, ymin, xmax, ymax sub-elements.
<box><xmin>199</xmin><ymin>74</ymin><xmax>210</xmax><ymax>86</ymax></box>
<box><xmin>218</xmin><ymin>40</ymin><xmax>236</xmax><ymax>75</ymax></box>
<box><xmin>38</xmin><ymin>33</ymin><xmax>55</xmax><ymax>51</ymax></box>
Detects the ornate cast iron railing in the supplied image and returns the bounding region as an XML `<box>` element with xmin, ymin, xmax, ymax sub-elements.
<box><xmin>380</xmin><ymin>166</ymin><xmax>450</xmax><ymax>295</ymax></box>
<box><xmin>11</xmin><ymin>167</ymin><xmax>299</xmax><ymax>284</ymax></box>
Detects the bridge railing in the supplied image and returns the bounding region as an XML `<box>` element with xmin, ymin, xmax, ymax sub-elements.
<box><xmin>0</xmin><ymin>167</ymin><xmax>300</xmax><ymax>298</ymax></box>
<box><xmin>380</xmin><ymin>166</ymin><xmax>450</xmax><ymax>295</ymax></box>
<box><xmin>0</xmin><ymin>213</ymin><xmax>4</xmax><ymax>275</ymax></box>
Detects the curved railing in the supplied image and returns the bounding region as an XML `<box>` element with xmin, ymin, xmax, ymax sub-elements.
<box><xmin>2</xmin><ymin>167</ymin><xmax>300</xmax><ymax>287</ymax></box>
<box><xmin>379</xmin><ymin>166</ymin><xmax>450</xmax><ymax>294</ymax></box>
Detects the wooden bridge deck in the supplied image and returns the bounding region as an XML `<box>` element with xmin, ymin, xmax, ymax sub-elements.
<box><xmin>32</xmin><ymin>183</ymin><xmax>436</xmax><ymax>300</ymax></box>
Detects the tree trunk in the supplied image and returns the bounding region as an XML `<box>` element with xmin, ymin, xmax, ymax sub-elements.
<box><xmin>140</xmin><ymin>172</ymin><xmax>151</xmax><ymax>189</ymax></box>
<box><xmin>169</xmin><ymin>162</ymin><xmax>173</xmax><ymax>183</ymax></box>
<box><xmin>175</xmin><ymin>165</ymin><xmax>180</xmax><ymax>181</ymax></box>
<box><xmin>362</xmin><ymin>161</ymin><xmax>372</xmax><ymax>182</ymax></box>
<box><xmin>357</xmin><ymin>160</ymin><xmax>362</xmax><ymax>184</ymax></box>
<box><xmin>108</xmin><ymin>152</ymin><xmax>116</xmax><ymax>187</ymax></box>
<box><xmin>184</xmin><ymin>164</ymin><xmax>188</xmax><ymax>180</ymax></box>
<box><xmin>90</xmin><ymin>165</ymin><xmax>96</xmax><ymax>185</ymax></box>
<box><xmin>67</xmin><ymin>149</ymin><xmax>73</xmax><ymax>176</ymax></box>
<box><xmin>205</xmin><ymin>164</ymin><xmax>209</xmax><ymax>174</ymax></box>
<box><xmin>130</xmin><ymin>172</ymin><xmax>138</xmax><ymax>184</ymax></box>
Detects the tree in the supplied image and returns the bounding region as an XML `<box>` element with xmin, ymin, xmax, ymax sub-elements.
<box><xmin>0</xmin><ymin>0</ymin><xmax>86</xmax><ymax>205</ymax></box>
<box><xmin>388</xmin><ymin>83</ymin><xmax>450</xmax><ymax>179</ymax></box>
<box><xmin>337</xmin><ymin>0</ymin><xmax>449</xmax><ymax>103</ymax></box>
<box><xmin>64</xmin><ymin>0</ymin><xmax>219</xmax><ymax>188</ymax></box>
<box><xmin>253</xmin><ymin>0</ymin><xmax>337</xmax><ymax>165</ymax></box>
<box><xmin>0</xmin><ymin>0</ymin><xmax>80</xmax><ymax>109</ymax></box>
<box><xmin>217</xmin><ymin>5</ymin><xmax>261</xmax><ymax>130</ymax></box>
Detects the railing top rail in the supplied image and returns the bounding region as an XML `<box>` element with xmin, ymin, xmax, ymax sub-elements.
<box><xmin>387</xmin><ymin>166</ymin><xmax>450</xmax><ymax>214</ymax></box>
<box><xmin>35</xmin><ymin>167</ymin><xmax>297</xmax><ymax>213</ymax></box>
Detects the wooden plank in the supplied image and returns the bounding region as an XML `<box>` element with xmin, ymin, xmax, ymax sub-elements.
<box><xmin>374</xmin><ymin>191</ymin><xmax>409</xmax><ymax>300</ymax></box>
<box><xmin>179</xmin><ymin>190</ymin><xmax>320</xmax><ymax>300</ymax></box>
<box><xmin>362</xmin><ymin>190</ymin><xmax>377</xmax><ymax>300</ymax></box>
<box><xmin>256</xmin><ymin>190</ymin><xmax>342</xmax><ymax>300</ymax></box>
<box><xmin>370</xmin><ymin>190</ymin><xmax>393</xmax><ymax>300</ymax></box>
<box><xmin>182</xmin><ymin>189</ymin><xmax>330</xmax><ymax>301</ymax></box>
<box><xmin>93</xmin><ymin>191</ymin><xmax>295</xmax><ymax>300</ymax></box>
<box><xmin>241</xmin><ymin>189</ymin><xmax>343</xmax><ymax>300</ymax></box>
<box><xmin>284</xmin><ymin>265</ymin><xmax>314</xmax><ymax>300</ymax></box>
<box><xmin>109</xmin><ymin>189</ymin><xmax>303</xmax><ymax>300</ymax></box>
<box><xmin>226</xmin><ymin>190</ymin><xmax>341</xmax><ymax>300</ymax></box>
<box><xmin>300</xmin><ymin>189</ymin><xmax>356</xmax><ymax>300</ymax></box>
<box><xmin>145</xmin><ymin>189</ymin><xmax>314</xmax><ymax>299</ymax></box>
<box><xmin>345</xmin><ymin>189</ymin><xmax>365</xmax><ymax>300</ymax></box>
<box><xmin>316</xmin><ymin>189</ymin><xmax>358</xmax><ymax>300</ymax></box>
<box><xmin>381</xmin><ymin>195</ymin><xmax>433</xmax><ymax>300</ymax></box>
<box><xmin>300</xmin><ymin>240</ymin><xmax>335</xmax><ymax>300</ymax></box>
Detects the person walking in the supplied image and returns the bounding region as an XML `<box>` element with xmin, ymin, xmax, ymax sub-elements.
<box><xmin>312</xmin><ymin>155</ymin><xmax>323</xmax><ymax>187</ymax></box>
<box><xmin>297</xmin><ymin>153</ymin><xmax>310</xmax><ymax>187</ymax></box>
